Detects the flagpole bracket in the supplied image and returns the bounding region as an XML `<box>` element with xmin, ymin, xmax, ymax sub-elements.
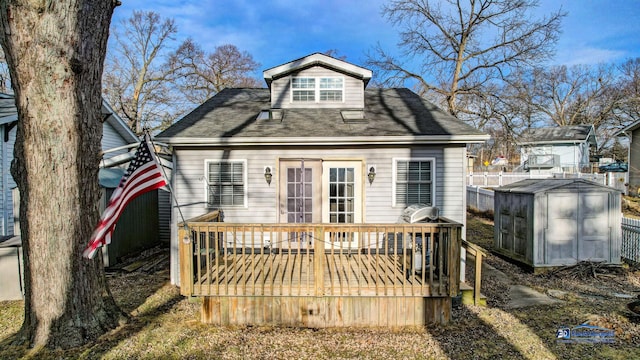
<box><xmin>182</xmin><ymin>234</ymin><xmax>192</xmax><ymax>244</ymax></box>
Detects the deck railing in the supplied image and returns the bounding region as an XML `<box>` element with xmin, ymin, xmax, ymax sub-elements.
<box><xmin>179</xmin><ymin>221</ymin><xmax>462</xmax><ymax>298</ymax></box>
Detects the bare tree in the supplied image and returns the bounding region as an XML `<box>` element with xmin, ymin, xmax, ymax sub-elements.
<box><xmin>323</xmin><ymin>49</ymin><xmax>348</xmax><ymax>61</ymax></box>
<box><xmin>103</xmin><ymin>10</ymin><xmax>185</xmax><ymax>135</ymax></box>
<box><xmin>616</xmin><ymin>58</ymin><xmax>640</xmax><ymax>125</ymax></box>
<box><xmin>368</xmin><ymin>0</ymin><xmax>565</xmax><ymax>127</ymax></box>
<box><xmin>505</xmin><ymin>64</ymin><xmax>624</xmax><ymax>152</ymax></box>
<box><xmin>171</xmin><ymin>41</ymin><xmax>261</xmax><ymax>104</ymax></box>
<box><xmin>527</xmin><ymin>65</ymin><xmax>615</xmax><ymax>127</ymax></box>
<box><xmin>0</xmin><ymin>0</ymin><xmax>124</xmax><ymax>349</ymax></box>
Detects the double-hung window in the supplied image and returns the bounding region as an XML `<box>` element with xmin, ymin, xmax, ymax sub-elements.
<box><xmin>394</xmin><ymin>159</ymin><xmax>435</xmax><ymax>206</ymax></box>
<box><xmin>205</xmin><ymin>160</ymin><xmax>246</xmax><ymax>207</ymax></box>
<box><xmin>319</xmin><ymin>78</ymin><xmax>343</xmax><ymax>101</ymax></box>
<box><xmin>291</xmin><ymin>77</ymin><xmax>343</xmax><ymax>103</ymax></box>
<box><xmin>292</xmin><ymin>78</ymin><xmax>315</xmax><ymax>102</ymax></box>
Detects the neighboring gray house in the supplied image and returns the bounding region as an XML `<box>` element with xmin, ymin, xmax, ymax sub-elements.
<box><xmin>156</xmin><ymin>53</ymin><xmax>489</xmax><ymax>287</ymax></box>
<box><xmin>619</xmin><ymin>120</ymin><xmax>640</xmax><ymax>196</ymax></box>
<box><xmin>518</xmin><ymin>125</ymin><xmax>597</xmax><ymax>173</ymax></box>
<box><xmin>0</xmin><ymin>93</ymin><xmax>139</xmax><ymax>237</ymax></box>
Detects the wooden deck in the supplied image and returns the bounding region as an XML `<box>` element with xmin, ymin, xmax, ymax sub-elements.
<box><xmin>179</xmin><ymin>221</ymin><xmax>462</xmax><ymax>326</ymax></box>
<box><xmin>192</xmin><ymin>252</ymin><xmax>445</xmax><ymax>297</ymax></box>
<box><xmin>180</xmin><ymin>222</ymin><xmax>460</xmax><ymax>298</ymax></box>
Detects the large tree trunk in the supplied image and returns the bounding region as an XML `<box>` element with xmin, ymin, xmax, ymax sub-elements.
<box><xmin>0</xmin><ymin>1</ymin><xmax>125</xmax><ymax>349</ymax></box>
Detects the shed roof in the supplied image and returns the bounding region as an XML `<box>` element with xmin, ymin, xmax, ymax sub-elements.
<box><xmin>518</xmin><ymin>125</ymin><xmax>596</xmax><ymax>146</ymax></box>
<box><xmin>156</xmin><ymin>88</ymin><xmax>488</xmax><ymax>146</ymax></box>
<box><xmin>495</xmin><ymin>178</ymin><xmax>619</xmax><ymax>194</ymax></box>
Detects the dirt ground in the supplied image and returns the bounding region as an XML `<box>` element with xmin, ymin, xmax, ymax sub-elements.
<box><xmin>465</xmin><ymin>211</ymin><xmax>640</xmax><ymax>355</ymax></box>
<box><xmin>623</xmin><ymin>195</ymin><xmax>640</xmax><ymax>219</ymax></box>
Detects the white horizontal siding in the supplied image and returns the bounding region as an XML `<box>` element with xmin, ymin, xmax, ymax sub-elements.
<box><xmin>172</xmin><ymin>146</ymin><xmax>466</xmax><ymax>224</ymax></box>
<box><xmin>101</xmin><ymin>121</ymin><xmax>131</xmax><ymax>159</ymax></box>
<box><xmin>1</xmin><ymin>125</ymin><xmax>17</xmax><ymax>235</ymax></box>
<box><xmin>169</xmin><ymin>145</ymin><xmax>468</xmax><ymax>284</ymax></box>
<box><xmin>271</xmin><ymin>66</ymin><xmax>364</xmax><ymax>109</ymax></box>
<box><xmin>0</xmin><ymin>126</ymin><xmax>5</xmax><ymax>235</ymax></box>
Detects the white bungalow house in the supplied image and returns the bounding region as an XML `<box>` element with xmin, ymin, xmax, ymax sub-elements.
<box><xmin>156</xmin><ymin>53</ymin><xmax>489</xmax><ymax>326</ymax></box>
<box><xmin>518</xmin><ymin>125</ymin><xmax>597</xmax><ymax>174</ymax></box>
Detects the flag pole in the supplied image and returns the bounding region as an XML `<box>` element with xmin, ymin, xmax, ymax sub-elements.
<box><xmin>84</xmin><ymin>132</ymin><xmax>169</xmax><ymax>259</ymax></box>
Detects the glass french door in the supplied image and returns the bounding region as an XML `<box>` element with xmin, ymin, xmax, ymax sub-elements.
<box><xmin>279</xmin><ymin>160</ymin><xmax>321</xmax><ymax>249</ymax></box>
<box><xmin>322</xmin><ymin>161</ymin><xmax>362</xmax><ymax>249</ymax></box>
<box><xmin>278</xmin><ymin>160</ymin><xmax>362</xmax><ymax>251</ymax></box>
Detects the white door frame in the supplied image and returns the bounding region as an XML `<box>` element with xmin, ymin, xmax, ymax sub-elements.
<box><xmin>321</xmin><ymin>160</ymin><xmax>363</xmax><ymax>250</ymax></box>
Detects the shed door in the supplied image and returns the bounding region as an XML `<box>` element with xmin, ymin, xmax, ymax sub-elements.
<box><xmin>545</xmin><ymin>192</ymin><xmax>611</xmax><ymax>265</ymax></box>
<box><xmin>578</xmin><ymin>193</ymin><xmax>610</xmax><ymax>261</ymax></box>
<box><xmin>545</xmin><ymin>193</ymin><xmax>578</xmax><ymax>265</ymax></box>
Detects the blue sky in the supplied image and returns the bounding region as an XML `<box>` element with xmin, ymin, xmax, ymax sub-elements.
<box><xmin>112</xmin><ymin>0</ymin><xmax>640</xmax><ymax>81</ymax></box>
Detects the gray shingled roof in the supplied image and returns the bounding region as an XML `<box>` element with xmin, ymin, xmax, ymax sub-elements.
<box><xmin>157</xmin><ymin>88</ymin><xmax>487</xmax><ymax>143</ymax></box>
<box><xmin>518</xmin><ymin>125</ymin><xmax>596</xmax><ymax>146</ymax></box>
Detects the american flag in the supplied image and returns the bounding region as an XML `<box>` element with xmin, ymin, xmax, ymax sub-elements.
<box><xmin>83</xmin><ymin>135</ymin><xmax>167</xmax><ymax>259</ymax></box>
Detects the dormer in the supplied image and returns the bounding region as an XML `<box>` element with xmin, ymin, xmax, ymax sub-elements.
<box><xmin>263</xmin><ymin>53</ymin><xmax>372</xmax><ymax>109</ymax></box>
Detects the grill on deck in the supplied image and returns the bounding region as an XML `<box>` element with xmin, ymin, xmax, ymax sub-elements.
<box><xmin>390</xmin><ymin>204</ymin><xmax>440</xmax><ymax>276</ymax></box>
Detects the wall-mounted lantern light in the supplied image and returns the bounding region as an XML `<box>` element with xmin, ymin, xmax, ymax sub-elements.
<box><xmin>367</xmin><ymin>165</ymin><xmax>376</xmax><ymax>185</ymax></box>
<box><xmin>264</xmin><ymin>166</ymin><xmax>273</xmax><ymax>185</ymax></box>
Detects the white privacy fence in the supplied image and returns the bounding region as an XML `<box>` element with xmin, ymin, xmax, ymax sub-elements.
<box><xmin>467</xmin><ymin>186</ymin><xmax>495</xmax><ymax>213</ymax></box>
<box><xmin>466</xmin><ymin>185</ymin><xmax>640</xmax><ymax>264</ymax></box>
<box><xmin>467</xmin><ymin>171</ymin><xmax>608</xmax><ymax>188</ymax></box>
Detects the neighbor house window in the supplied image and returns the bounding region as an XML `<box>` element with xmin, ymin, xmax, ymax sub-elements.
<box><xmin>205</xmin><ymin>160</ymin><xmax>246</xmax><ymax>207</ymax></box>
<box><xmin>394</xmin><ymin>159</ymin><xmax>434</xmax><ymax>206</ymax></box>
<box><xmin>291</xmin><ymin>77</ymin><xmax>343</xmax><ymax>102</ymax></box>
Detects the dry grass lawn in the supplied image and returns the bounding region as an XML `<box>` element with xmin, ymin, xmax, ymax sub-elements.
<box><xmin>1</xmin><ymin>214</ymin><xmax>639</xmax><ymax>359</ymax></box>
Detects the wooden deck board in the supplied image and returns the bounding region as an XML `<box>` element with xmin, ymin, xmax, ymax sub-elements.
<box><xmin>194</xmin><ymin>253</ymin><xmax>437</xmax><ymax>296</ymax></box>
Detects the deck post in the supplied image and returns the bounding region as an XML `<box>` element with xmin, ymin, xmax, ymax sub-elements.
<box><xmin>314</xmin><ymin>226</ymin><xmax>324</xmax><ymax>296</ymax></box>
<box><xmin>448</xmin><ymin>226</ymin><xmax>462</xmax><ymax>297</ymax></box>
<box><xmin>474</xmin><ymin>251</ymin><xmax>483</xmax><ymax>305</ymax></box>
<box><xmin>178</xmin><ymin>227</ymin><xmax>193</xmax><ymax>296</ymax></box>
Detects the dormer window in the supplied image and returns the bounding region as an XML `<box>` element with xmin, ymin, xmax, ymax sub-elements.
<box><xmin>291</xmin><ymin>77</ymin><xmax>343</xmax><ymax>103</ymax></box>
<box><xmin>292</xmin><ymin>78</ymin><xmax>316</xmax><ymax>101</ymax></box>
<box><xmin>319</xmin><ymin>78</ymin><xmax>343</xmax><ymax>101</ymax></box>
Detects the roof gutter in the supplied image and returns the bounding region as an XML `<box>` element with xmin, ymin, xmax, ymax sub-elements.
<box><xmin>518</xmin><ymin>139</ymin><xmax>589</xmax><ymax>146</ymax></box>
<box><xmin>155</xmin><ymin>134</ymin><xmax>490</xmax><ymax>147</ymax></box>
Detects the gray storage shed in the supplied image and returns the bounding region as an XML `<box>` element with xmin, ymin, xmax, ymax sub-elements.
<box><xmin>494</xmin><ymin>178</ymin><xmax>621</xmax><ymax>270</ymax></box>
